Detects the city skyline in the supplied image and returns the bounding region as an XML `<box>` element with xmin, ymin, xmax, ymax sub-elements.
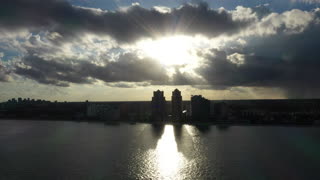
<box><xmin>3</xmin><ymin>89</ymin><xmax>211</xmax><ymax>102</ymax></box>
<box><xmin>2</xmin><ymin>88</ymin><xmax>319</xmax><ymax>125</ymax></box>
<box><xmin>3</xmin><ymin>87</ymin><xmax>320</xmax><ymax>103</ymax></box>
<box><xmin>1</xmin><ymin>0</ymin><xmax>320</xmax><ymax>101</ymax></box>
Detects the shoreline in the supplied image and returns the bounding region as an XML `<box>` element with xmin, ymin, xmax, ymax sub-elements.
<box><xmin>0</xmin><ymin>118</ymin><xmax>319</xmax><ymax>127</ymax></box>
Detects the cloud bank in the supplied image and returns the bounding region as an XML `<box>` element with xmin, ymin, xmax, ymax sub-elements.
<box><xmin>0</xmin><ymin>0</ymin><xmax>253</xmax><ymax>43</ymax></box>
<box><xmin>1</xmin><ymin>0</ymin><xmax>320</xmax><ymax>98</ymax></box>
<box><xmin>15</xmin><ymin>53</ymin><xmax>169</xmax><ymax>87</ymax></box>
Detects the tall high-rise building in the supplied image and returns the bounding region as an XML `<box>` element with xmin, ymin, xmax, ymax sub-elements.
<box><xmin>191</xmin><ymin>95</ymin><xmax>210</xmax><ymax>121</ymax></box>
<box><xmin>171</xmin><ymin>89</ymin><xmax>182</xmax><ymax>121</ymax></box>
<box><xmin>151</xmin><ymin>90</ymin><xmax>166</xmax><ymax>121</ymax></box>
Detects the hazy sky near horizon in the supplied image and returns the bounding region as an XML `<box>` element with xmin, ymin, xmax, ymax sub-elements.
<box><xmin>1</xmin><ymin>0</ymin><xmax>320</xmax><ymax>101</ymax></box>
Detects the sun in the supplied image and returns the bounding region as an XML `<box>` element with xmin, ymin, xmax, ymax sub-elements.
<box><xmin>137</xmin><ymin>36</ymin><xmax>196</xmax><ymax>66</ymax></box>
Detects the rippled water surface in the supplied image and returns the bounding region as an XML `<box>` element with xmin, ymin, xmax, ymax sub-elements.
<box><xmin>0</xmin><ymin>120</ymin><xmax>320</xmax><ymax>180</ymax></box>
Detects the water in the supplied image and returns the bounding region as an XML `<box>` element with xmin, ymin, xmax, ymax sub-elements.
<box><xmin>0</xmin><ymin>120</ymin><xmax>320</xmax><ymax>180</ymax></box>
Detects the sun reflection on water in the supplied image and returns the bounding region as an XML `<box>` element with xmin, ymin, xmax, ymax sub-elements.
<box><xmin>155</xmin><ymin>125</ymin><xmax>186</xmax><ymax>179</ymax></box>
<box><xmin>131</xmin><ymin>125</ymin><xmax>190</xmax><ymax>179</ymax></box>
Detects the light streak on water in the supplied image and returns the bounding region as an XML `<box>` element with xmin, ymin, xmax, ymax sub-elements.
<box><xmin>155</xmin><ymin>125</ymin><xmax>187</xmax><ymax>179</ymax></box>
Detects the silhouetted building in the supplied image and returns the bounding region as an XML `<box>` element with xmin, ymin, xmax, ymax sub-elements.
<box><xmin>119</xmin><ymin>102</ymin><xmax>151</xmax><ymax>121</ymax></box>
<box><xmin>214</xmin><ymin>102</ymin><xmax>229</xmax><ymax>120</ymax></box>
<box><xmin>151</xmin><ymin>90</ymin><xmax>166</xmax><ymax>121</ymax></box>
<box><xmin>172</xmin><ymin>89</ymin><xmax>182</xmax><ymax>121</ymax></box>
<box><xmin>191</xmin><ymin>95</ymin><xmax>210</xmax><ymax>121</ymax></box>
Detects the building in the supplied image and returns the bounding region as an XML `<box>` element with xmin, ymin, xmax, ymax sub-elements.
<box><xmin>171</xmin><ymin>89</ymin><xmax>182</xmax><ymax>121</ymax></box>
<box><xmin>213</xmin><ymin>102</ymin><xmax>229</xmax><ymax>120</ymax></box>
<box><xmin>86</xmin><ymin>103</ymin><xmax>120</xmax><ymax>121</ymax></box>
<box><xmin>151</xmin><ymin>90</ymin><xmax>167</xmax><ymax>121</ymax></box>
<box><xmin>191</xmin><ymin>95</ymin><xmax>210</xmax><ymax>121</ymax></box>
<box><xmin>119</xmin><ymin>102</ymin><xmax>151</xmax><ymax>121</ymax></box>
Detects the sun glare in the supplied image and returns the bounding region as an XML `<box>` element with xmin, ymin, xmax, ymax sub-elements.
<box><xmin>138</xmin><ymin>36</ymin><xmax>196</xmax><ymax>66</ymax></box>
<box><xmin>155</xmin><ymin>125</ymin><xmax>186</xmax><ymax>179</ymax></box>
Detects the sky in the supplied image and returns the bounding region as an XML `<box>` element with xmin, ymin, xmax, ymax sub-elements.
<box><xmin>1</xmin><ymin>0</ymin><xmax>320</xmax><ymax>102</ymax></box>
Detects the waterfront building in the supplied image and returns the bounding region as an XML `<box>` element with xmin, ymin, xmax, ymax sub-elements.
<box><xmin>151</xmin><ymin>90</ymin><xmax>166</xmax><ymax>121</ymax></box>
<box><xmin>213</xmin><ymin>102</ymin><xmax>229</xmax><ymax>120</ymax></box>
<box><xmin>86</xmin><ymin>103</ymin><xmax>120</xmax><ymax>121</ymax></box>
<box><xmin>171</xmin><ymin>89</ymin><xmax>182</xmax><ymax>121</ymax></box>
<box><xmin>191</xmin><ymin>95</ymin><xmax>210</xmax><ymax>121</ymax></box>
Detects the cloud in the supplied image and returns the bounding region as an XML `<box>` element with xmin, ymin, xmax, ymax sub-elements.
<box><xmin>2</xmin><ymin>1</ymin><xmax>320</xmax><ymax>99</ymax></box>
<box><xmin>250</xmin><ymin>4</ymin><xmax>271</xmax><ymax>19</ymax></box>
<box><xmin>14</xmin><ymin>52</ymin><xmax>169</xmax><ymax>87</ymax></box>
<box><xmin>170</xmin><ymin>66</ymin><xmax>206</xmax><ymax>86</ymax></box>
<box><xmin>13</xmin><ymin>51</ymin><xmax>206</xmax><ymax>87</ymax></box>
<box><xmin>197</xmin><ymin>49</ymin><xmax>284</xmax><ymax>89</ymax></box>
<box><xmin>236</xmin><ymin>8</ymin><xmax>316</xmax><ymax>38</ymax></box>
<box><xmin>291</xmin><ymin>0</ymin><xmax>320</xmax><ymax>4</ymax></box>
<box><xmin>0</xmin><ymin>66</ymin><xmax>10</xmax><ymax>82</ymax></box>
<box><xmin>106</xmin><ymin>82</ymin><xmax>150</xmax><ymax>88</ymax></box>
<box><xmin>260</xmin><ymin>9</ymin><xmax>314</xmax><ymax>34</ymax></box>
<box><xmin>196</xmin><ymin>12</ymin><xmax>320</xmax><ymax>98</ymax></box>
<box><xmin>0</xmin><ymin>0</ymin><xmax>254</xmax><ymax>43</ymax></box>
<box><xmin>0</xmin><ymin>53</ymin><xmax>10</xmax><ymax>81</ymax></box>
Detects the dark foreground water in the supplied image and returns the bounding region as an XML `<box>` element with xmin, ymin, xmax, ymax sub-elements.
<box><xmin>0</xmin><ymin>120</ymin><xmax>320</xmax><ymax>180</ymax></box>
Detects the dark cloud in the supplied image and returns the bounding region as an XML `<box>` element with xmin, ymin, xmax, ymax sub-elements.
<box><xmin>14</xmin><ymin>53</ymin><xmax>169</xmax><ymax>86</ymax></box>
<box><xmin>198</xmin><ymin>49</ymin><xmax>283</xmax><ymax>88</ymax></box>
<box><xmin>0</xmin><ymin>0</ymin><xmax>253</xmax><ymax>42</ymax></box>
<box><xmin>14</xmin><ymin>52</ymin><xmax>203</xmax><ymax>87</ymax></box>
<box><xmin>251</xmin><ymin>4</ymin><xmax>271</xmax><ymax>19</ymax></box>
<box><xmin>197</xmin><ymin>18</ymin><xmax>320</xmax><ymax>98</ymax></box>
<box><xmin>170</xmin><ymin>66</ymin><xmax>205</xmax><ymax>85</ymax></box>
<box><xmin>0</xmin><ymin>65</ymin><xmax>10</xmax><ymax>82</ymax></box>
